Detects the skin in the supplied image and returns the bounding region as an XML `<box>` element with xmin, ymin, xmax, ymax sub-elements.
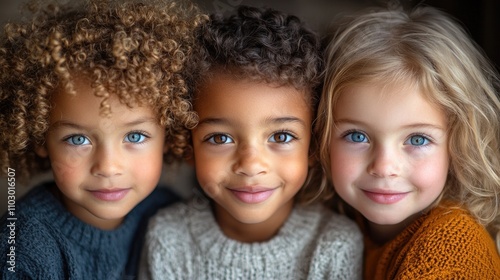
<box><xmin>329</xmin><ymin>81</ymin><xmax>449</xmax><ymax>243</ymax></box>
<box><xmin>191</xmin><ymin>74</ymin><xmax>312</xmax><ymax>242</ymax></box>
<box><xmin>36</xmin><ymin>76</ymin><xmax>166</xmax><ymax>230</ymax></box>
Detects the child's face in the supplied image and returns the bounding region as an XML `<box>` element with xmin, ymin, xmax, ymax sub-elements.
<box><xmin>329</xmin><ymin>82</ymin><xmax>449</xmax><ymax>227</ymax></box>
<box><xmin>36</xmin><ymin>77</ymin><xmax>166</xmax><ymax>230</ymax></box>
<box><xmin>192</xmin><ymin>76</ymin><xmax>312</xmax><ymax>234</ymax></box>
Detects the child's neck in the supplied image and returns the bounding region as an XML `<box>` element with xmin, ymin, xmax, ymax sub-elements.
<box><xmin>366</xmin><ymin>211</ymin><xmax>423</xmax><ymax>244</ymax></box>
<box><xmin>213</xmin><ymin>202</ymin><xmax>294</xmax><ymax>243</ymax></box>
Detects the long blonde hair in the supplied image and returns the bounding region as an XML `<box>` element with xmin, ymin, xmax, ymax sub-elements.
<box><xmin>315</xmin><ymin>5</ymin><xmax>500</xmax><ymax>243</ymax></box>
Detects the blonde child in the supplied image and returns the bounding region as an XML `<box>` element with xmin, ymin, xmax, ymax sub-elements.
<box><xmin>140</xmin><ymin>5</ymin><xmax>362</xmax><ymax>279</ymax></box>
<box><xmin>0</xmin><ymin>0</ymin><xmax>205</xmax><ymax>278</ymax></box>
<box><xmin>315</xmin><ymin>4</ymin><xmax>500</xmax><ymax>279</ymax></box>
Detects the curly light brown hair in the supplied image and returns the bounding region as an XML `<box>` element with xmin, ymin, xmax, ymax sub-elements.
<box><xmin>0</xmin><ymin>0</ymin><xmax>207</xmax><ymax>181</ymax></box>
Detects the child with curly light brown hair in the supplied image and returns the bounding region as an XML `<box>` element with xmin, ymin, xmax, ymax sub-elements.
<box><xmin>315</xmin><ymin>4</ymin><xmax>500</xmax><ymax>279</ymax></box>
<box><xmin>0</xmin><ymin>0</ymin><xmax>206</xmax><ymax>278</ymax></box>
<box><xmin>140</xmin><ymin>5</ymin><xmax>363</xmax><ymax>279</ymax></box>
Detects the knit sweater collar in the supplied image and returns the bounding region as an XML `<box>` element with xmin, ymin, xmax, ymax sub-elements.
<box><xmin>27</xmin><ymin>182</ymin><xmax>140</xmax><ymax>252</ymax></box>
<box><xmin>188</xmin><ymin>200</ymin><xmax>322</xmax><ymax>268</ymax></box>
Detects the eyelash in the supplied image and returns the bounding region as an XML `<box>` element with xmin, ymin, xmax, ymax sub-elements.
<box><xmin>405</xmin><ymin>133</ymin><xmax>433</xmax><ymax>147</ymax></box>
<box><xmin>62</xmin><ymin>130</ymin><xmax>150</xmax><ymax>146</ymax></box>
<box><xmin>341</xmin><ymin>130</ymin><xmax>434</xmax><ymax>147</ymax></box>
<box><xmin>341</xmin><ymin>129</ymin><xmax>369</xmax><ymax>143</ymax></box>
<box><xmin>270</xmin><ymin>130</ymin><xmax>298</xmax><ymax>144</ymax></box>
<box><xmin>203</xmin><ymin>133</ymin><xmax>233</xmax><ymax>145</ymax></box>
<box><xmin>63</xmin><ymin>134</ymin><xmax>91</xmax><ymax>146</ymax></box>
<box><xmin>125</xmin><ymin>130</ymin><xmax>150</xmax><ymax>144</ymax></box>
<box><xmin>202</xmin><ymin>130</ymin><xmax>299</xmax><ymax>145</ymax></box>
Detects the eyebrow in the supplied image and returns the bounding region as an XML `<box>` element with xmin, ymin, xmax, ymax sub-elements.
<box><xmin>335</xmin><ymin>118</ymin><xmax>445</xmax><ymax>131</ymax></box>
<box><xmin>50</xmin><ymin>117</ymin><xmax>158</xmax><ymax>130</ymax></box>
<box><xmin>198</xmin><ymin>116</ymin><xmax>307</xmax><ymax>128</ymax></box>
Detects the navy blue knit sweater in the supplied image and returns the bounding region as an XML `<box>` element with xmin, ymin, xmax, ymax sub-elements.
<box><xmin>1</xmin><ymin>181</ymin><xmax>179</xmax><ymax>279</ymax></box>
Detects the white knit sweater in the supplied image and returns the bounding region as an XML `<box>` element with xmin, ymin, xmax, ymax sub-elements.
<box><xmin>139</xmin><ymin>199</ymin><xmax>363</xmax><ymax>279</ymax></box>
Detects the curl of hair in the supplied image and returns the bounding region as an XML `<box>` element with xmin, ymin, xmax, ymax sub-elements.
<box><xmin>190</xmin><ymin>5</ymin><xmax>326</xmax><ymax>204</ymax></box>
<box><xmin>0</xmin><ymin>0</ymin><xmax>207</xmax><ymax>181</ymax></box>
<box><xmin>315</xmin><ymin>5</ymin><xmax>500</xmax><ymax>236</ymax></box>
<box><xmin>193</xmin><ymin>5</ymin><xmax>323</xmax><ymax>93</ymax></box>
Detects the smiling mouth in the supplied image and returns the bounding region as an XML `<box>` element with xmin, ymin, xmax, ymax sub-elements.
<box><xmin>228</xmin><ymin>188</ymin><xmax>276</xmax><ymax>204</ymax></box>
<box><xmin>89</xmin><ymin>188</ymin><xmax>130</xmax><ymax>202</ymax></box>
<box><xmin>362</xmin><ymin>190</ymin><xmax>409</xmax><ymax>204</ymax></box>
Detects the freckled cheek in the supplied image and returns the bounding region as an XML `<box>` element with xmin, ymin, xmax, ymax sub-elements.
<box><xmin>49</xmin><ymin>148</ymin><xmax>91</xmax><ymax>185</ymax></box>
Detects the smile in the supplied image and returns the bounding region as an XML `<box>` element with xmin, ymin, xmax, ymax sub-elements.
<box><xmin>89</xmin><ymin>188</ymin><xmax>131</xmax><ymax>202</ymax></box>
<box><xmin>228</xmin><ymin>187</ymin><xmax>276</xmax><ymax>204</ymax></box>
<box><xmin>362</xmin><ymin>189</ymin><xmax>409</xmax><ymax>204</ymax></box>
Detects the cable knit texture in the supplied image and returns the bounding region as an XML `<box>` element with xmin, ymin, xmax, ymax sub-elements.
<box><xmin>0</xmin><ymin>181</ymin><xmax>179</xmax><ymax>280</ymax></box>
<box><xmin>363</xmin><ymin>200</ymin><xmax>500</xmax><ymax>279</ymax></box>
<box><xmin>139</xmin><ymin>199</ymin><xmax>363</xmax><ymax>280</ymax></box>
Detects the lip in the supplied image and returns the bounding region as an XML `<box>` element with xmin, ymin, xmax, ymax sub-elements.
<box><xmin>89</xmin><ymin>188</ymin><xmax>131</xmax><ymax>202</ymax></box>
<box><xmin>362</xmin><ymin>189</ymin><xmax>409</xmax><ymax>204</ymax></box>
<box><xmin>228</xmin><ymin>186</ymin><xmax>276</xmax><ymax>204</ymax></box>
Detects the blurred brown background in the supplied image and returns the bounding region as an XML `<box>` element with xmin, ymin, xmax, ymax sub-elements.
<box><xmin>1</xmin><ymin>0</ymin><xmax>499</xmax><ymax>214</ymax></box>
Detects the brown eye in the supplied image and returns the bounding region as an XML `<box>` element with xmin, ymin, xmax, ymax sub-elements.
<box><xmin>207</xmin><ymin>134</ymin><xmax>233</xmax><ymax>144</ymax></box>
<box><xmin>269</xmin><ymin>132</ymin><xmax>294</xmax><ymax>143</ymax></box>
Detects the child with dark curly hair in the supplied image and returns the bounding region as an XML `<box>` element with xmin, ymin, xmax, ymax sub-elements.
<box><xmin>140</xmin><ymin>5</ymin><xmax>363</xmax><ymax>279</ymax></box>
<box><xmin>0</xmin><ymin>0</ymin><xmax>206</xmax><ymax>278</ymax></box>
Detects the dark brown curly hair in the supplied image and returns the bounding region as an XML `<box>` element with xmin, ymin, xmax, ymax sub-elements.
<box><xmin>0</xmin><ymin>0</ymin><xmax>207</xmax><ymax>180</ymax></box>
<box><xmin>193</xmin><ymin>5</ymin><xmax>323</xmax><ymax>94</ymax></box>
<box><xmin>191</xmin><ymin>5</ymin><xmax>326</xmax><ymax>204</ymax></box>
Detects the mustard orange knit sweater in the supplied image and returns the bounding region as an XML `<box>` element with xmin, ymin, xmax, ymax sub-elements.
<box><xmin>362</xmin><ymin>201</ymin><xmax>500</xmax><ymax>279</ymax></box>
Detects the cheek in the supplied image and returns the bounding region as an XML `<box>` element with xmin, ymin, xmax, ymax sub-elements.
<box><xmin>48</xmin><ymin>146</ymin><xmax>91</xmax><ymax>185</ymax></box>
<box><xmin>194</xmin><ymin>154</ymin><xmax>227</xmax><ymax>198</ymax></box>
<box><xmin>131</xmin><ymin>152</ymin><xmax>164</xmax><ymax>186</ymax></box>
<box><xmin>329</xmin><ymin>145</ymin><xmax>360</xmax><ymax>186</ymax></box>
<box><xmin>279</xmin><ymin>153</ymin><xmax>310</xmax><ymax>188</ymax></box>
<box><xmin>411</xmin><ymin>154</ymin><xmax>449</xmax><ymax>193</ymax></box>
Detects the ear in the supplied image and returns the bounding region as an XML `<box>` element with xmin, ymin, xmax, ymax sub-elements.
<box><xmin>35</xmin><ymin>144</ymin><xmax>49</xmax><ymax>158</ymax></box>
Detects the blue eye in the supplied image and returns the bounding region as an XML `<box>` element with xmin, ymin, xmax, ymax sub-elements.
<box><xmin>269</xmin><ymin>132</ymin><xmax>295</xmax><ymax>143</ymax></box>
<box><xmin>406</xmin><ymin>135</ymin><xmax>429</xmax><ymax>146</ymax></box>
<box><xmin>65</xmin><ymin>135</ymin><xmax>90</xmax><ymax>146</ymax></box>
<box><xmin>206</xmin><ymin>134</ymin><xmax>234</xmax><ymax>144</ymax></box>
<box><xmin>125</xmin><ymin>132</ymin><xmax>147</xmax><ymax>143</ymax></box>
<box><xmin>345</xmin><ymin>131</ymin><xmax>368</xmax><ymax>143</ymax></box>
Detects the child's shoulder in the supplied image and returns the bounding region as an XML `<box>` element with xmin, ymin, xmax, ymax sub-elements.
<box><xmin>399</xmin><ymin>200</ymin><xmax>500</xmax><ymax>277</ymax></box>
<box><xmin>304</xmin><ymin>204</ymin><xmax>363</xmax><ymax>279</ymax></box>
<box><xmin>423</xmin><ymin>200</ymin><xmax>489</xmax><ymax>235</ymax></box>
<box><xmin>301</xmin><ymin>203</ymin><xmax>362</xmax><ymax>237</ymax></box>
<box><xmin>2</xmin><ymin>182</ymin><xmax>62</xmax><ymax>226</ymax></box>
<box><xmin>146</xmin><ymin>197</ymin><xmax>212</xmax><ymax>236</ymax></box>
<box><xmin>416</xmin><ymin>201</ymin><xmax>498</xmax><ymax>252</ymax></box>
<box><xmin>294</xmin><ymin>203</ymin><xmax>362</xmax><ymax>249</ymax></box>
<box><xmin>1</xmin><ymin>183</ymin><xmax>66</xmax><ymax>278</ymax></box>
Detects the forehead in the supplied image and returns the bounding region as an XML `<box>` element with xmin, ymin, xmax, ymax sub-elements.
<box><xmin>197</xmin><ymin>73</ymin><xmax>313</xmax><ymax>107</ymax></box>
<box><xmin>49</xmin><ymin>77</ymin><xmax>157</xmax><ymax>124</ymax></box>
<box><xmin>334</xmin><ymin>81</ymin><xmax>447</xmax><ymax>129</ymax></box>
<box><xmin>198</xmin><ymin>74</ymin><xmax>309</xmax><ymax>102</ymax></box>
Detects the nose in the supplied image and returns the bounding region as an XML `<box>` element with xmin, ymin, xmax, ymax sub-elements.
<box><xmin>91</xmin><ymin>144</ymin><xmax>123</xmax><ymax>178</ymax></box>
<box><xmin>232</xmin><ymin>143</ymin><xmax>268</xmax><ymax>177</ymax></box>
<box><xmin>367</xmin><ymin>145</ymin><xmax>400</xmax><ymax>178</ymax></box>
